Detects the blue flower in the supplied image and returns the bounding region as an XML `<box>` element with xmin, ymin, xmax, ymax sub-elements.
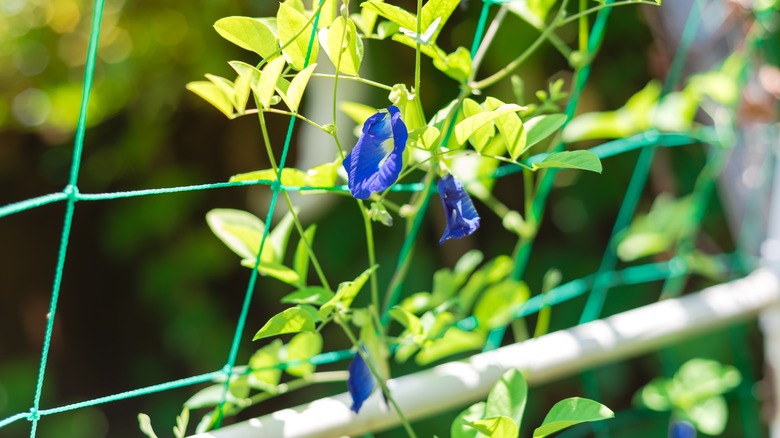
<box><xmin>347</xmin><ymin>349</ymin><xmax>376</xmax><ymax>413</ymax></box>
<box><xmin>343</xmin><ymin>105</ymin><xmax>408</xmax><ymax>199</ymax></box>
<box><xmin>669</xmin><ymin>420</ymin><xmax>696</xmax><ymax>438</ymax></box>
<box><xmin>438</xmin><ymin>174</ymin><xmax>481</xmax><ymax>244</ymax></box>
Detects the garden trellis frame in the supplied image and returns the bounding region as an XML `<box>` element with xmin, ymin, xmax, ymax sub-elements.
<box><xmin>1</xmin><ymin>0</ymin><xmax>779</xmax><ymax>437</ymax></box>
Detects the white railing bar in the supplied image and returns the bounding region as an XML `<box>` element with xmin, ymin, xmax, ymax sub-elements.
<box><xmin>191</xmin><ymin>268</ymin><xmax>780</xmax><ymax>438</ymax></box>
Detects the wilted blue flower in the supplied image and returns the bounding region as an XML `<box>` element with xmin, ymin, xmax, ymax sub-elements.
<box><xmin>347</xmin><ymin>349</ymin><xmax>376</xmax><ymax>413</ymax></box>
<box><xmin>343</xmin><ymin>105</ymin><xmax>408</xmax><ymax>199</ymax></box>
<box><xmin>438</xmin><ymin>174</ymin><xmax>481</xmax><ymax>244</ymax></box>
<box><xmin>669</xmin><ymin>420</ymin><xmax>696</xmax><ymax>438</ymax></box>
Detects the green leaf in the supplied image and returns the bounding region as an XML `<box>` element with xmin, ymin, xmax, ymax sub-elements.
<box><xmin>316</xmin><ymin>0</ymin><xmax>338</xmax><ymax>29</ymax></box>
<box><xmin>420</xmin><ymin>0</ymin><xmax>460</xmax><ymax>42</ymax></box>
<box><xmin>206</xmin><ymin>209</ymin><xmax>274</xmax><ymax>262</ymax></box>
<box><xmin>284</xmin><ymin>0</ymin><xmax>305</xmax><ymax>13</ymax></box>
<box><xmin>464</xmin><ymin>416</ymin><xmax>519</xmax><ymax>438</ymax></box>
<box><xmin>138</xmin><ymin>414</ymin><xmax>159</xmax><ymax>438</ymax></box>
<box><xmin>433</xmin><ymin>47</ymin><xmax>472</xmax><ymax>84</ymax></box>
<box><xmin>672</xmin><ymin>358</ymin><xmax>742</xmax><ymax>403</ymax></box>
<box><xmin>340</xmin><ymin>101</ymin><xmax>377</xmax><ymax>125</ymax></box>
<box><xmin>281</xmin><ymin>286</ymin><xmax>334</xmax><ymax>306</ymax></box>
<box><xmin>361</xmin><ymin>0</ymin><xmax>416</xmax><ymax>30</ymax></box>
<box><xmin>358</xmin><ymin>0</ymin><xmax>382</xmax><ymax>34</ymax></box>
<box><xmin>506</xmin><ymin>0</ymin><xmax>557</xmax><ymax>29</ymax></box>
<box><xmin>249</xmin><ymin>339</ymin><xmax>283</xmax><ymax>392</ymax></box>
<box><xmin>451</xmin><ymin>402</ymin><xmax>486</xmax><ymax>438</ymax></box>
<box><xmin>214</xmin><ymin>17</ymin><xmax>278</xmax><ymax>58</ymax></box>
<box><xmin>321</xmin><ymin>16</ymin><xmax>363</xmax><ymax>76</ymax></box>
<box><xmin>416</xmin><ymin>327</ymin><xmax>485</xmax><ymax>365</ymax></box>
<box><xmin>293</xmin><ymin>225</ymin><xmax>317</xmax><ymax>281</ymax></box>
<box><xmin>285</xmin><ymin>332</ymin><xmax>323</xmax><ymax>377</ymax></box>
<box><xmin>389</xmin><ymin>83</ymin><xmax>426</xmax><ymax>131</ymax></box>
<box><xmin>473</xmin><ymin>280</ymin><xmax>529</xmax><ymax>331</ymax></box>
<box><xmin>268</xmin><ymin>210</ymin><xmax>296</xmax><ymax>265</ymax></box>
<box><xmin>616</xmin><ymin>194</ymin><xmax>691</xmax><ymax>262</ymax></box>
<box><xmin>229</xmin><ymin>376</ymin><xmax>251</xmax><ymax>399</ymax></box>
<box><xmin>458</xmin><ymin>255</ymin><xmax>514</xmax><ymax>314</ymax></box>
<box><xmin>485</xmin><ymin>369</ymin><xmax>528</xmax><ymax>427</ymax></box>
<box><xmin>186</xmin><ymin>81</ymin><xmax>234</xmax><ymax>118</ymax></box>
<box><xmin>683</xmin><ymin>396</ymin><xmax>728</xmax><ymax>435</ymax></box>
<box><xmin>454</xmin><ymin>103</ymin><xmax>525</xmax><ymax>146</ymax></box>
<box><xmin>278</xmin><ymin>2</ymin><xmax>319</xmax><ymax>70</ymax></box>
<box><xmin>531</xmin><ymin>150</ymin><xmax>602</xmax><ymax>173</ymax></box>
<box><xmin>484</xmin><ymin>97</ymin><xmax>527</xmax><ymax>159</ymax></box>
<box><xmin>253</xmin><ymin>307</ymin><xmax>316</xmax><ymax>340</ymax></box>
<box><xmin>229</xmin><ymin>61</ymin><xmax>261</xmax><ymax>114</ymax></box>
<box><xmin>279</xmin><ymin>63</ymin><xmax>317</xmax><ymax>112</ymax></box>
<box><xmin>461</xmin><ymin>99</ymin><xmax>494</xmax><ymax>152</ymax></box>
<box><xmin>525</xmin><ymin>114</ymin><xmax>567</xmax><ymax>149</ymax></box>
<box><xmin>318</xmin><ymin>266</ymin><xmax>377</xmax><ymax>319</ymax></box>
<box><xmin>533</xmin><ymin>397</ymin><xmax>614</xmax><ymax>437</ymax></box>
<box><xmin>241</xmin><ymin>259</ymin><xmax>303</xmax><ymax>286</ymax></box>
<box><xmin>389</xmin><ymin>306</ymin><xmax>424</xmax><ymax>335</ymax></box>
<box><xmin>173</xmin><ymin>407</ymin><xmax>189</xmax><ymax>438</ymax></box>
<box><xmin>185</xmin><ymin>384</ymin><xmax>236</xmax><ymax>409</ymax></box>
<box><xmin>229</xmin><ymin>161</ymin><xmax>339</xmax><ymax>188</ymax></box>
<box><xmin>256</xmin><ymin>55</ymin><xmax>286</xmax><ymax>109</ymax></box>
<box><xmin>635</xmin><ymin>377</ymin><xmax>672</xmax><ymax>411</ymax></box>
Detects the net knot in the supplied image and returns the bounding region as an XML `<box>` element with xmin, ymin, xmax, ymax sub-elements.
<box><xmin>27</xmin><ymin>408</ymin><xmax>40</xmax><ymax>422</ymax></box>
<box><xmin>63</xmin><ymin>184</ymin><xmax>80</xmax><ymax>201</ymax></box>
<box><xmin>270</xmin><ymin>179</ymin><xmax>282</xmax><ymax>192</ymax></box>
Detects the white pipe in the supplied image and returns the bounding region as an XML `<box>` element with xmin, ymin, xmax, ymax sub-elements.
<box><xmin>191</xmin><ymin>268</ymin><xmax>780</xmax><ymax>438</ymax></box>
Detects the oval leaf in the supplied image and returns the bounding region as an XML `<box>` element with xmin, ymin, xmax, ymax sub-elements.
<box><xmin>278</xmin><ymin>3</ymin><xmax>319</xmax><ymax>70</ymax></box>
<box><xmin>285</xmin><ymin>332</ymin><xmax>323</xmax><ymax>377</ymax></box>
<box><xmin>321</xmin><ymin>16</ymin><xmax>363</xmax><ymax>76</ymax></box>
<box><xmin>214</xmin><ymin>17</ymin><xmax>278</xmax><ymax>58</ymax></box>
<box><xmin>464</xmin><ymin>416</ymin><xmax>519</xmax><ymax>438</ymax></box>
<box><xmin>253</xmin><ymin>307</ymin><xmax>316</xmax><ymax>340</ymax></box>
<box><xmin>533</xmin><ymin>397</ymin><xmax>614</xmax><ymax>438</ymax></box>
<box><xmin>279</xmin><ymin>63</ymin><xmax>317</xmax><ymax>112</ymax></box>
<box><xmin>485</xmin><ymin>369</ymin><xmax>528</xmax><ymax>427</ymax></box>
<box><xmin>206</xmin><ymin>209</ymin><xmax>274</xmax><ymax>262</ymax></box>
<box><xmin>531</xmin><ymin>150</ymin><xmax>603</xmax><ymax>173</ymax></box>
<box><xmin>525</xmin><ymin>114</ymin><xmax>567</xmax><ymax>149</ymax></box>
<box><xmin>454</xmin><ymin>104</ymin><xmax>524</xmax><ymax>146</ymax></box>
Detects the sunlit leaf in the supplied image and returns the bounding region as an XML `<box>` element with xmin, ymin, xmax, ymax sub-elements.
<box><xmin>138</xmin><ymin>414</ymin><xmax>159</xmax><ymax>438</ymax></box>
<box><xmin>319</xmin><ymin>266</ymin><xmax>377</xmax><ymax>319</ymax></box>
<box><xmin>186</xmin><ymin>81</ymin><xmax>234</xmax><ymax>118</ymax></box>
<box><xmin>361</xmin><ymin>0</ymin><xmax>416</xmax><ymax>30</ymax></box>
<box><xmin>321</xmin><ymin>17</ymin><xmax>363</xmax><ymax>76</ymax></box>
<box><xmin>451</xmin><ymin>402</ymin><xmax>486</xmax><ymax>438</ymax></box>
<box><xmin>533</xmin><ymin>398</ymin><xmax>614</xmax><ymax>437</ymax></box>
<box><xmin>241</xmin><ymin>259</ymin><xmax>303</xmax><ymax>286</ymax></box>
<box><xmin>416</xmin><ymin>327</ymin><xmax>484</xmax><ymax>365</ymax></box>
<box><xmin>206</xmin><ymin>209</ymin><xmax>274</xmax><ymax>262</ymax></box>
<box><xmin>248</xmin><ymin>339</ymin><xmax>283</xmax><ymax>393</ymax></box>
<box><xmin>293</xmin><ymin>225</ymin><xmax>317</xmax><ymax>281</ymax></box>
<box><xmin>214</xmin><ymin>17</ymin><xmax>279</xmax><ymax>58</ymax></box>
<box><xmin>256</xmin><ymin>55</ymin><xmax>286</xmax><ymax>109</ymax></box>
<box><xmin>389</xmin><ymin>306</ymin><xmax>424</xmax><ymax>335</ymax></box>
<box><xmin>278</xmin><ymin>2</ymin><xmax>319</xmax><ymax>70</ymax></box>
<box><xmin>253</xmin><ymin>307</ymin><xmax>316</xmax><ymax>340</ymax></box>
<box><xmin>454</xmin><ymin>103</ymin><xmax>525</xmax><ymax>146</ymax></box>
<box><xmin>524</xmin><ymin>114</ymin><xmax>567</xmax><ymax>149</ymax></box>
<box><xmin>473</xmin><ymin>280</ymin><xmax>529</xmax><ymax>331</ymax></box>
<box><xmin>485</xmin><ymin>369</ymin><xmax>528</xmax><ymax>427</ymax></box>
<box><xmin>281</xmin><ymin>286</ymin><xmax>334</xmax><ymax>306</ymax></box>
<box><xmin>530</xmin><ymin>150</ymin><xmax>602</xmax><ymax>173</ymax></box>
<box><xmin>279</xmin><ymin>63</ymin><xmax>317</xmax><ymax>112</ymax></box>
<box><xmin>464</xmin><ymin>416</ymin><xmax>518</xmax><ymax>438</ymax></box>
<box><xmin>507</xmin><ymin>0</ymin><xmax>557</xmax><ymax>29</ymax></box>
<box><xmin>285</xmin><ymin>331</ymin><xmax>323</xmax><ymax>377</ymax></box>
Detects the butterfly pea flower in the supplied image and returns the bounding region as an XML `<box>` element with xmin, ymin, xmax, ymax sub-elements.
<box><xmin>669</xmin><ymin>420</ymin><xmax>696</xmax><ymax>438</ymax></box>
<box><xmin>438</xmin><ymin>174</ymin><xmax>481</xmax><ymax>244</ymax></box>
<box><xmin>343</xmin><ymin>105</ymin><xmax>408</xmax><ymax>200</ymax></box>
<box><xmin>347</xmin><ymin>348</ymin><xmax>376</xmax><ymax>413</ymax></box>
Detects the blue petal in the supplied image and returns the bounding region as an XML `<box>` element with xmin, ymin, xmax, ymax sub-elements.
<box><xmin>438</xmin><ymin>174</ymin><xmax>481</xmax><ymax>244</ymax></box>
<box><xmin>347</xmin><ymin>349</ymin><xmax>376</xmax><ymax>413</ymax></box>
<box><xmin>343</xmin><ymin>106</ymin><xmax>408</xmax><ymax>199</ymax></box>
<box><xmin>669</xmin><ymin>420</ymin><xmax>696</xmax><ymax>438</ymax></box>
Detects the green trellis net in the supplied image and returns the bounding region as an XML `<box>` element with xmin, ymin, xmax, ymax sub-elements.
<box><xmin>1</xmin><ymin>0</ymin><xmax>777</xmax><ymax>437</ymax></box>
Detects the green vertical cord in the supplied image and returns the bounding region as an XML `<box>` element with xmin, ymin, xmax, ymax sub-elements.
<box><xmin>471</xmin><ymin>0</ymin><xmax>494</xmax><ymax>57</ymax></box>
<box><xmin>214</xmin><ymin>2</ymin><xmax>323</xmax><ymax>429</ymax></box>
<box><xmin>29</xmin><ymin>0</ymin><xmax>105</xmax><ymax>436</ymax></box>
<box><xmin>578</xmin><ymin>0</ymin><xmax>703</xmax><ymax>324</ymax></box>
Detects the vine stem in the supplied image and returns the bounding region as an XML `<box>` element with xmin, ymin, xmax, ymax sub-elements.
<box><xmin>311</xmin><ymin>73</ymin><xmax>394</xmax><ymax>91</ymax></box>
<box><xmin>257</xmin><ymin>111</ymin><xmax>332</xmax><ymax>291</ymax></box>
<box><xmin>336</xmin><ymin>317</ymin><xmax>419</xmax><ymax>438</ymax></box>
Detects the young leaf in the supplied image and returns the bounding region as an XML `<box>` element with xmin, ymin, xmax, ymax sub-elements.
<box><xmin>485</xmin><ymin>369</ymin><xmax>528</xmax><ymax>427</ymax></box>
<box><xmin>389</xmin><ymin>306</ymin><xmax>424</xmax><ymax>335</ymax></box>
<box><xmin>460</xmin><ymin>99</ymin><xmax>495</xmax><ymax>152</ymax></box>
<box><xmin>531</xmin><ymin>150</ymin><xmax>603</xmax><ymax>173</ymax></box>
<box><xmin>432</xmin><ymin>47</ymin><xmax>472</xmax><ymax>84</ymax></box>
<box><xmin>484</xmin><ymin>97</ymin><xmax>527</xmax><ymax>158</ymax></box>
<box><xmin>683</xmin><ymin>396</ymin><xmax>728</xmax><ymax>435</ymax></box>
<box><xmin>361</xmin><ymin>0</ymin><xmax>416</xmax><ymax>30</ymax></box>
<box><xmin>281</xmin><ymin>286</ymin><xmax>334</xmax><ymax>306</ymax></box>
<box><xmin>416</xmin><ymin>327</ymin><xmax>484</xmax><ymax>365</ymax></box>
<box><xmin>241</xmin><ymin>259</ymin><xmax>303</xmax><ymax>286</ymax></box>
<box><xmin>533</xmin><ymin>397</ymin><xmax>614</xmax><ymax>437</ymax></box>
<box><xmin>214</xmin><ymin>17</ymin><xmax>278</xmax><ymax>58</ymax></box>
<box><xmin>279</xmin><ymin>63</ymin><xmax>317</xmax><ymax>112</ymax></box>
<box><xmin>185</xmin><ymin>384</ymin><xmax>229</xmax><ymax>409</ymax></box>
<box><xmin>138</xmin><ymin>414</ymin><xmax>159</xmax><ymax>438</ymax></box>
<box><xmin>173</xmin><ymin>407</ymin><xmax>189</xmax><ymax>438</ymax></box>
<box><xmin>451</xmin><ymin>402</ymin><xmax>486</xmax><ymax>438</ymax></box>
<box><xmin>229</xmin><ymin>61</ymin><xmax>262</xmax><ymax>114</ymax></box>
<box><xmin>358</xmin><ymin>0</ymin><xmax>382</xmax><ymax>34</ymax></box>
<box><xmin>249</xmin><ymin>339</ymin><xmax>283</xmax><ymax>392</ymax></box>
<box><xmin>321</xmin><ymin>16</ymin><xmax>363</xmax><ymax>76</ymax></box>
<box><xmin>454</xmin><ymin>104</ymin><xmax>525</xmax><ymax>146</ymax></box>
<box><xmin>278</xmin><ymin>2</ymin><xmax>319</xmax><ymax>70</ymax></box>
<box><xmin>257</xmin><ymin>55</ymin><xmax>286</xmax><ymax>109</ymax></box>
<box><xmin>186</xmin><ymin>81</ymin><xmax>234</xmax><ymax>118</ymax></box>
<box><xmin>268</xmin><ymin>210</ymin><xmax>296</xmax><ymax>265</ymax></box>
<box><xmin>318</xmin><ymin>266</ymin><xmax>377</xmax><ymax>319</ymax></box>
<box><xmin>285</xmin><ymin>331</ymin><xmax>323</xmax><ymax>377</ymax></box>
<box><xmin>206</xmin><ymin>209</ymin><xmax>274</xmax><ymax>262</ymax></box>
<box><xmin>420</xmin><ymin>0</ymin><xmax>460</xmax><ymax>42</ymax></box>
<box><xmin>253</xmin><ymin>307</ymin><xmax>316</xmax><ymax>340</ymax></box>
<box><xmin>473</xmin><ymin>280</ymin><xmax>529</xmax><ymax>331</ymax></box>
<box><xmin>293</xmin><ymin>224</ymin><xmax>317</xmax><ymax>281</ymax></box>
<box><xmin>524</xmin><ymin>114</ymin><xmax>567</xmax><ymax>149</ymax></box>
<box><xmin>464</xmin><ymin>416</ymin><xmax>519</xmax><ymax>438</ymax></box>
